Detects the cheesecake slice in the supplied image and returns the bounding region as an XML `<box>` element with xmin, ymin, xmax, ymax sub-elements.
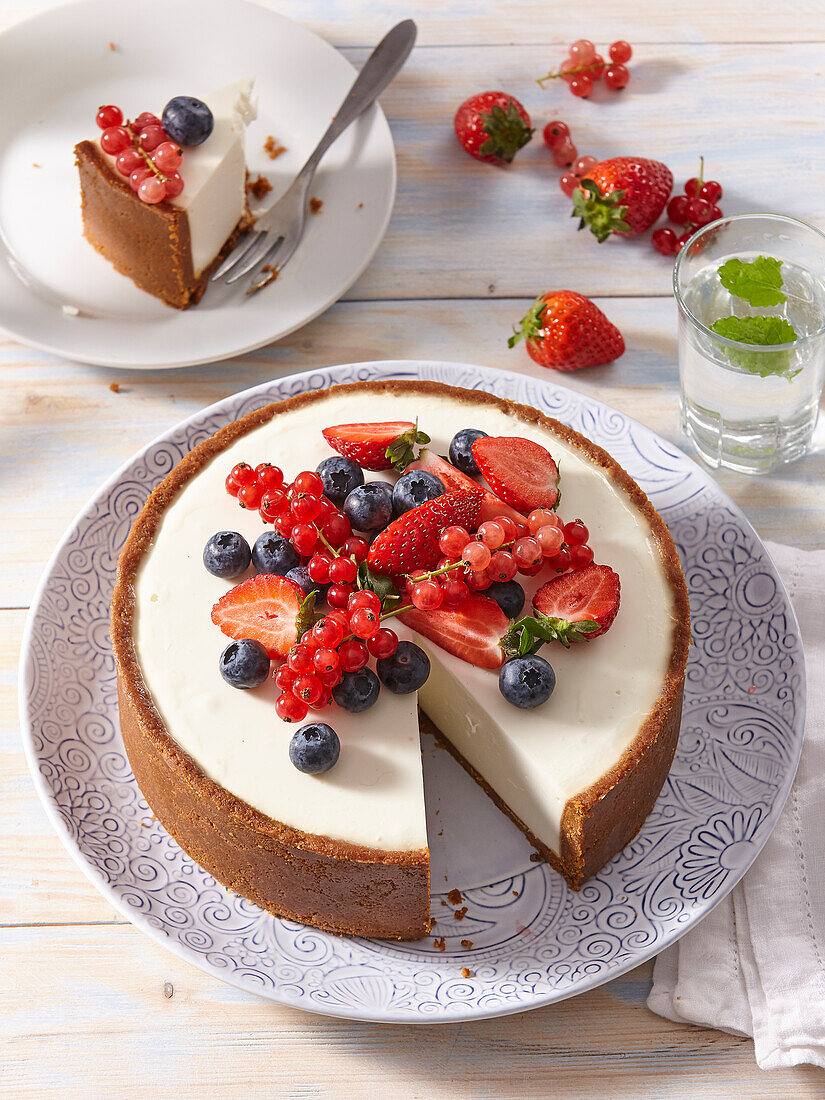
<box><xmin>75</xmin><ymin>81</ymin><xmax>255</xmax><ymax>309</ymax></box>
<box><xmin>111</xmin><ymin>380</ymin><xmax>690</xmax><ymax>940</ymax></box>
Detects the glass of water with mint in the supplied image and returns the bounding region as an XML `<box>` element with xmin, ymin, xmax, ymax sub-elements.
<box><xmin>675</xmin><ymin>213</ymin><xmax>825</xmax><ymax>473</ymax></box>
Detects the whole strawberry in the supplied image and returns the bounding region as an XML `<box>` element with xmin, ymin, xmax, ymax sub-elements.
<box><xmin>454</xmin><ymin>91</ymin><xmax>533</xmax><ymax>165</ymax></box>
<box><xmin>573</xmin><ymin>157</ymin><xmax>673</xmax><ymax>241</ymax></box>
<box><xmin>508</xmin><ymin>290</ymin><xmax>625</xmax><ymax>371</ymax></box>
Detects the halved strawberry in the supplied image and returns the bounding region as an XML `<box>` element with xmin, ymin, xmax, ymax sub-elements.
<box><xmin>532</xmin><ymin>564</ymin><xmax>620</xmax><ymax>639</ymax></box>
<box><xmin>211</xmin><ymin>574</ymin><xmax>304</xmax><ymax>658</ymax></box>
<box><xmin>322</xmin><ymin>421</ymin><xmax>428</xmax><ymax>472</ymax></box>
<box><xmin>408</xmin><ymin>449</ymin><xmax>529</xmax><ymax>530</ymax></box>
<box><xmin>399</xmin><ymin>594</ymin><xmax>509</xmax><ymax>669</ymax></box>
<box><xmin>367</xmin><ymin>489</ymin><xmax>482</xmax><ymax>576</ymax></box>
<box><xmin>471</xmin><ymin>436</ymin><xmax>560</xmax><ymax>512</ymax></box>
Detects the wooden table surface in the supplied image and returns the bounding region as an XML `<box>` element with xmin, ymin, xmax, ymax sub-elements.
<box><xmin>3</xmin><ymin>0</ymin><xmax>825</xmax><ymax>1095</ymax></box>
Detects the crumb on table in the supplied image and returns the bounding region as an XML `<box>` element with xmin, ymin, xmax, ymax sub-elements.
<box><xmin>461</xmin><ymin>967</ymin><xmax>473</xmax><ymax>979</ymax></box>
<box><xmin>309</xmin><ymin>197</ymin><xmax>323</xmax><ymax>215</ymax></box>
<box><xmin>460</xmin><ymin>939</ymin><xmax>474</xmax><ymax>950</ymax></box>
<box><xmin>263</xmin><ymin>136</ymin><xmax>287</xmax><ymax>160</ymax></box>
<box><xmin>454</xmin><ymin>907</ymin><xmax>468</xmax><ymax>921</ymax></box>
<box><xmin>447</xmin><ymin>888</ymin><xmax>463</xmax><ymax>905</ymax></box>
<box><xmin>247</xmin><ymin>174</ymin><xmax>273</xmax><ymax>200</ymax></box>
<box><xmin>108</xmin><ymin>41</ymin><xmax>117</xmax><ymax>51</ymax></box>
<box><xmin>109</xmin><ymin>382</ymin><xmax>120</xmax><ymax>393</ymax></box>
<box><xmin>433</xmin><ymin>936</ymin><xmax>446</xmax><ymax>952</ymax></box>
<box><xmin>529</xmin><ymin>852</ymin><xmax>542</xmax><ymax>862</ymax></box>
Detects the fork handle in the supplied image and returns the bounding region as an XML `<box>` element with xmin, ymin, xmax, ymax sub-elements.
<box><xmin>299</xmin><ymin>19</ymin><xmax>417</xmax><ymax>178</ymax></box>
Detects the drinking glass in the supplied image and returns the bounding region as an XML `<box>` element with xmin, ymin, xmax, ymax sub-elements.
<box><xmin>674</xmin><ymin>213</ymin><xmax>825</xmax><ymax>473</ymax></box>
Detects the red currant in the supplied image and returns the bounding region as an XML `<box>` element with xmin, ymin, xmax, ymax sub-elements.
<box><xmin>589</xmin><ymin>54</ymin><xmax>606</xmax><ymax>79</ymax></box>
<box><xmin>131</xmin><ymin>112</ymin><xmax>161</xmax><ymax>132</ymax></box>
<box><xmin>348</xmin><ymin>589</ymin><xmax>382</xmax><ymax>615</ymax></box>
<box><xmin>96</xmin><ymin>105</ymin><xmax>123</xmax><ymax>130</ymax></box>
<box><xmin>560</xmin><ymin>171</ymin><xmax>579</xmax><ymax>198</ymax></box>
<box><xmin>699</xmin><ymin>180</ymin><xmax>723</xmax><ymax>203</ymax></box>
<box><xmin>287</xmin><ymin>645</ymin><xmax>315</xmax><ymax>674</ymax></box>
<box><xmin>338</xmin><ymin>639</ymin><xmax>369</xmax><ymax>673</ymax></box>
<box><xmin>406</xmin><ymin>569</ymin><xmax>429</xmax><ymax>593</ymax></box>
<box><xmin>290</xmin><ymin>523</ymin><xmax>318</xmax><ymax>556</ymax></box>
<box><xmin>559</xmin><ymin>57</ymin><xmax>578</xmax><ymax>84</ymax></box>
<box><xmin>564</xmin><ymin>519</ymin><xmax>590</xmax><ymax>545</ymax></box>
<box><xmin>321</xmin><ymin>512</ymin><xmax>351</xmax><ymax>546</ymax></box>
<box><xmin>313</xmin><ymin>647</ymin><xmax>339</xmax><ymax>674</ymax></box>
<box><xmin>573</xmin><ymin>155</ymin><xmax>598</xmax><ymax>177</ymax></box>
<box><xmin>676</xmin><ymin>230</ymin><xmax>693</xmax><ymax>251</ymax></box>
<box><xmin>101</xmin><ymin>126</ymin><xmax>132</xmax><ymax>154</ymax></box>
<box><xmin>162</xmin><ymin>171</ymin><xmax>184</xmax><ymax>199</ymax></box>
<box><xmin>340</xmin><ymin>536</ymin><xmax>369</xmax><ymax>563</ymax></box>
<box><xmin>513</xmin><ymin>537</ymin><xmax>542</xmax><ymax>569</ymax></box>
<box><xmin>312</xmin><ymin>615</ymin><xmax>345</xmax><ymax>648</ymax></box>
<box><xmin>684</xmin><ymin>177</ymin><xmax>701</xmax><ymax>198</ymax></box>
<box><xmin>652</xmin><ymin>227</ymin><xmax>679</xmax><ymax>256</ymax></box>
<box><xmin>542</xmin><ymin>120</ymin><xmax>570</xmax><ymax>149</ymax></box>
<box><xmin>536</xmin><ymin>525</ymin><xmax>564</xmax><ymax>557</ymax></box>
<box><xmin>368</xmin><ymin>628</ymin><xmax>398</xmax><ymax>659</ymax></box>
<box><xmin>487</xmin><ymin>551</ymin><xmax>517</xmax><ymax>582</ymax></box>
<box><xmin>237</xmin><ymin>481</ymin><xmax>263</xmax><ymax>509</ymax></box>
<box><xmin>439</xmin><ymin>525</ymin><xmax>469</xmax><ymax>557</ymax></box>
<box><xmin>317</xmin><ymin>667</ymin><xmax>342</xmax><ymax>688</ymax></box>
<box><xmin>411</xmin><ymin>580</ymin><xmax>444</xmax><ymax>610</ymax></box>
<box><xmin>569</xmin><ymin>543</ymin><xmax>595</xmax><ymax>569</ymax></box>
<box><xmin>329</xmin><ymin>557</ymin><xmax>357</xmax><ymax>585</ymax></box>
<box><xmin>477</xmin><ymin>520</ymin><xmax>506</xmax><ymax>549</ymax></box>
<box><xmin>667</xmin><ymin>195</ymin><xmax>690</xmax><ymax>224</ymax></box>
<box><xmin>152</xmin><ymin>141</ymin><xmax>183</xmax><ymax>173</ymax></box>
<box><xmin>115</xmin><ymin>147</ymin><xmax>144</xmax><ymax>176</ymax></box>
<box><xmin>439</xmin><ymin>576</ymin><xmax>467</xmax><ymax>608</ymax></box>
<box><xmin>138</xmin><ymin>175</ymin><xmax>167</xmax><ymax>205</ymax></box>
<box><xmin>293</xmin><ymin>471</ymin><xmax>324</xmax><ymax>497</ymax></box>
<box><xmin>552</xmin><ymin>139</ymin><xmax>577</xmax><ymax>168</ymax></box>
<box><xmin>462</xmin><ymin>542</ymin><xmax>491</xmax><ymax>570</ymax></box>
<box><xmin>519</xmin><ymin>561</ymin><xmax>544</xmax><ymax>577</ymax></box>
<box><xmin>137</xmin><ymin>124</ymin><xmax>166</xmax><ymax>152</ymax></box>
<box><xmin>603</xmin><ymin>64</ymin><xmax>629</xmax><ymax>90</ymax></box>
<box><xmin>609</xmin><ymin>40</ymin><xmax>633</xmax><ymax>63</ymax></box>
<box><xmin>327</xmin><ymin>583</ymin><xmax>354</xmax><ymax>609</ymax></box>
<box><xmin>259</xmin><ymin>487</ymin><xmax>287</xmax><ymax>512</ymax></box>
<box><xmin>570</xmin><ymin>39</ymin><xmax>596</xmax><ymax>64</ymax></box>
<box><xmin>225</xmin><ymin>474</ymin><xmax>240</xmax><ymax>497</ymax></box>
<box><xmin>274</xmin><ymin>664</ymin><xmax>296</xmax><ymax>691</ymax></box>
<box><xmin>293</xmin><ymin>674</ymin><xmax>323</xmax><ymax>705</ymax></box>
<box><xmin>549</xmin><ymin>545</ymin><xmax>572</xmax><ymax>572</ymax></box>
<box><xmin>256</xmin><ymin>463</ymin><xmax>284</xmax><ymax>490</ymax></box>
<box><xmin>276</xmin><ymin>692</ymin><xmax>307</xmax><ymax>723</ymax></box>
<box><xmin>350</xmin><ymin>606</ymin><xmax>381</xmax><ymax>638</ymax></box>
<box><xmin>569</xmin><ymin>75</ymin><xmax>593</xmax><ymax>98</ymax></box>
<box><xmin>231</xmin><ymin>463</ymin><xmax>256</xmax><ymax>487</ymax></box>
<box><xmin>466</xmin><ymin>570</ymin><xmax>492</xmax><ymax>591</ymax></box>
<box><xmin>308</xmin><ymin>554</ymin><xmax>333</xmax><ymax>584</ymax></box>
<box><xmin>291</xmin><ymin>494</ymin><xmax>322</xmax><ymax>523</ymax></box>
<box><xmin>528</xmin><ymin>509</ymin><xmax>559</xmax><ymax>534</ymax></box>
<box><xmin>708</xmin><ymin>204</ymin><xmax>723</xmax><ymax>222</ymax></box>
<box><xmin>686</xmin><ymin>197</ymin><xmax>713</xmax><ymax>226</ymax></box>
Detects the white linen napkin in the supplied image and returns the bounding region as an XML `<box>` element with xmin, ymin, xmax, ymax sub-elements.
<box><xmin>648</xmin><ymin>540</ymin><xmax>825</xmax><ymax>1070</ymax></box>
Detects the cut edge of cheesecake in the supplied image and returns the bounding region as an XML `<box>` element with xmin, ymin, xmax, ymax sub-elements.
<box><xmin>111</xmin><ymin>379</ymin><xmax>691</xmax><ymax>941</ymax></box>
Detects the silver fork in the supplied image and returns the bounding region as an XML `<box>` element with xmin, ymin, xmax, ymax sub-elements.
<box><xmin>212</xmin><ymin>18</ymin><xmax>417</xmax><ymax>294</ymax></box>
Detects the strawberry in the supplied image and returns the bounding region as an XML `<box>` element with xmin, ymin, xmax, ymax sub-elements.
<box><xmin>572</xmin><ymin>157</ymin><xmax>673</xmax><ymax>241</ymax></box>
<box><xmin>321</xmin><ymin>421</ymin><xmax>429</xmax><ymax>472</ymax></box>
<box><xmin>471</xmin><ymin>436</ymin><xmax>559</xmax><ymax>512</ymax></box>
<box><xmin>211</xmin><ymin>573</ymin><xmax>304</xmax><ymax>658</ymax></box>
<box><xmin>454</xmin><ymin>91</ymin><xmax>533</xmax><ymax>166</ymax></box>
<box><xmin>367</xmin><ymin>489</ymin><xmax>482</xmax><ymax>576</ymax></box>
<box><xmin>408</xmin><ymin>449</ymin><xmax>529</xmax><ymax>530</ymax></box>
<box><xmin>532</xmin><ymin>564</ymin><xmax>620</xmax><ymax>639</ymax></box>
<box><xmin>399</xmin><ymin>594</ymin><xmax>509</xmax><ymax>669</ymax></box>
<box><xmin>508</xmin><ymin>291</ymin><xmax>625</xmax><ymax>372</ymax></box>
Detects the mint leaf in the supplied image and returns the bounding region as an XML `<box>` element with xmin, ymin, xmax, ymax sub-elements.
<box><xmin>709</xmin><ymin>314</ymin><xmax>799</xmax><ymax>379</ymax></box>
<box><xmin>500</xmin><ymin>613</ymin><xmax>600</xmax><ymax>659</ymax></box>
<box><xmin>385</xmin><ymin>419</ymin><xmax>430</xmax><ymax>472</ymax></box>
<box><xmin>717</xmin><ymin>255</ymin><xmax>787</xmax><ymax>307</ymax></box>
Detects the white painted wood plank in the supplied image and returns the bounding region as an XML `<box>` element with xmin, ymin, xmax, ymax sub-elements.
<box><xmin>6</xmin><ymin>924</ymin><xmax>825</xmax><ymax>1099</ymax></box>
<box><xmin>2</xmin><ymin>296</ymin><xmax>823</xmax><ymax>607</ymax></box>
<box><xmin>3</xmin><ymin>0</ymin><xmax>825</xmax><ymax>45</ymax></box>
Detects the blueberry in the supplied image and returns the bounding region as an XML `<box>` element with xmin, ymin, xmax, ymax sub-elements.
<box><xmin>449</xmin><ymin>428</ymin><xmax>488</xmax><ymax>476</ymax></box>
<box><xmin>316</xmin><ymin>456</ymin><xmax>364</xmax><ymax>507</ymax></box>
<box><xmin>332</xmin><ymin>668</ymin><xmax>381</xmax><ymax>713</ymax></box>
<box><xmin>161</xmin><ymin>96</ymin><xmax>214</xmax><ymax>146</ymax></box>
<box><xmin>499</xmin><ymin>655</ymin><xmax>556</xmax><ymax>709</ymax></box>
<box><xmin>392</xmin><ymin>470</ymin><xmax>444</xmax><ymax>516</ymax></box>
<box><xmin>376</xmin><ymin>641</ymin><xmax>430</xmax><ymax>694</ymax></box>
<box><xmin>203</xmin><ymin>531</ymin><xmax>251</xmax><ymax>578</ymax></box>
<box><xmin>252</xmin><ymin>531</ymin><xmax>300</xmax><ymax>576</ymax></box>
<box><xmin>289</xmin><ymin>722</ymin><xmax>340</xmax><ymax>774</ymax></box>
<box><xmin>343</xmin><ymin>481</ymin><xmax>394</xmax><ymax>533</ymax></box>
<box><xmin>486</xmin><ymin>580</ymin><xmax>526</xmax><ymax>619</ymax></box>
<box><xmin>286</xmin><ymin>565</ymin><xmax>328</xmax><ymax>602</ymax></box>
<box><xmin>219</xmin><ymin>638</ymin><xmax>270</xmax><ymax>689</ymax></box>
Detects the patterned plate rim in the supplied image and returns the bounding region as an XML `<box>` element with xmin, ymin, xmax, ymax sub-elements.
<box><xmin>17</xmin><ymin>359</ymin><xmax>806</xmax><ymax>1023</ymax></box>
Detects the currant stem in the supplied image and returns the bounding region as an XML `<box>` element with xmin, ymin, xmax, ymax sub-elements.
<box><xmin>537</xmin><ymin>60</ymin><xmax>600</xmax><ymax>86</ymax></box>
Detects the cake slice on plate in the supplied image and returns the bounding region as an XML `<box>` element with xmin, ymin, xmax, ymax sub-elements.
<box><xmin>111</xmin><ymin>380</ymin><xmax>690</xmax><ymax>940</ymax></box>
<box><xmin>74</xmin><ymin>81</ymin><xmax>256</xmax><ymax>309</ymax></box>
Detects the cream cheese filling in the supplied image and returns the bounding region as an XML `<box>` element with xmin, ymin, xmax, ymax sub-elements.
<box><xmin>133</xmin><ymin>388</ymin><xmax>677</xmax><ymax>854</ymax></box>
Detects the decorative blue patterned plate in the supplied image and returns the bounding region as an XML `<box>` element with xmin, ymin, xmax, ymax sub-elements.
<box><xmin>19</xmin><ymin>360</ymin><xmax>805</xmax><ymax>1022</ymax></box>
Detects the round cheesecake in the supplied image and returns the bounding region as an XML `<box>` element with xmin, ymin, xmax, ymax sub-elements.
<box><xmin>111</xmin><ymin>380</ymin><xmax>690</xmax><ymax>940</ymax></box>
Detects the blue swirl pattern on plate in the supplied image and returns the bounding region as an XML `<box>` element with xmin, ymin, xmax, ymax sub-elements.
<box><xmin>18</xmin><ymin>360</ymin><xmax>805</xmax><ymax>1023</ymax></box>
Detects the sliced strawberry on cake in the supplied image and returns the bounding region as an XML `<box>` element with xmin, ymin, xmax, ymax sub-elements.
<box><xmin>211</xmin><ymin>573</ymin><xmax>305</xmax><ymax>657</ymax></box>
<box><xmin>322</xmin><ymin>421</ymin><xmax>430</xmax><ymax>471</ymax></box>
<box><xmin>368</xmin><ymin>489</ymin><xmax>482</xmax><ymax>575</ymax></box>
<box><xmin>472</xmin><ymin>436</ymin><xmax>560</xmax><ymax>512</ymax></box>
<box><xmin>408</xmin><ymin>448</ymin><xmax>529</xmax><ymax>531</ymax></box>
<box><xmin>532</xmin><ymin>563</ymin><xmax>621</xmax><ymax>640</ymax></box>
<box><xmin>399</xmin><ymin>594</ymin><xmax>510</xmax><ymax>670</ymax></box>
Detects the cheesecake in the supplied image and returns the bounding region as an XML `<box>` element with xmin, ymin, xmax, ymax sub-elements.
<box><xmin>75</xmin><ymin>81</ymin><xmax>256</xmax><ymax>309</ymax></box>
<box><xmin>111</xmin><ymin>380</ymin><xmax>690</xmax><ymax>940</ymax></box>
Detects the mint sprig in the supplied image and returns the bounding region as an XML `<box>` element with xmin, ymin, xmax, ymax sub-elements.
<box><xmin>709</xmin><ymin>315</ymin><xmax>799</xmax><ymax>379</ymax></box>
<box><xmin>500</xmin><ymin>613</ymin><xmax>600</xmax><ymax>660</ymax></box>
<box><xmin>717</xmin><ymin>255</ymin><xmax>787</xmax><ymax>308</ymax></box>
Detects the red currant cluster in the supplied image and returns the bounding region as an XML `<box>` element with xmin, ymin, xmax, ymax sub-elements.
<box><xmin>542</xmin><ymin>121</ymin><xmax>599</xmax><ymax>195</ymax></box>
<box><xmin>538</xmin><ymin>39</ymin><xmax>633</xmax><ymax>99</ymax></box>
<box><xmin>652</xmin><ymin>163</ymin><xmax>724</xmax><ymax>257</ymax></box>
<box><xmin>95</xmin><ymin>104</ymin><xmax>184</xmax><ymax>205</ymax></box>
<box><xmin>405</xmin><ymin>512</ymin><xmax>593</xmax><ymax>611</ymax></box>
<box><xmin>274</xmin><ymin>592</ymin><xmax>399</xmax><ymax>723</ymax></box>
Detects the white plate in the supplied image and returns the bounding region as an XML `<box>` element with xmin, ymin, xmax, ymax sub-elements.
<box><xmin>0</xmin><ymin>0</ymin><xmax>396</xmax><ymax>368</ymax></box>
<box><xmin>19</xmin><ymin>360</ymin><xmax>805</xmax><ymax>1023</ymax></box>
